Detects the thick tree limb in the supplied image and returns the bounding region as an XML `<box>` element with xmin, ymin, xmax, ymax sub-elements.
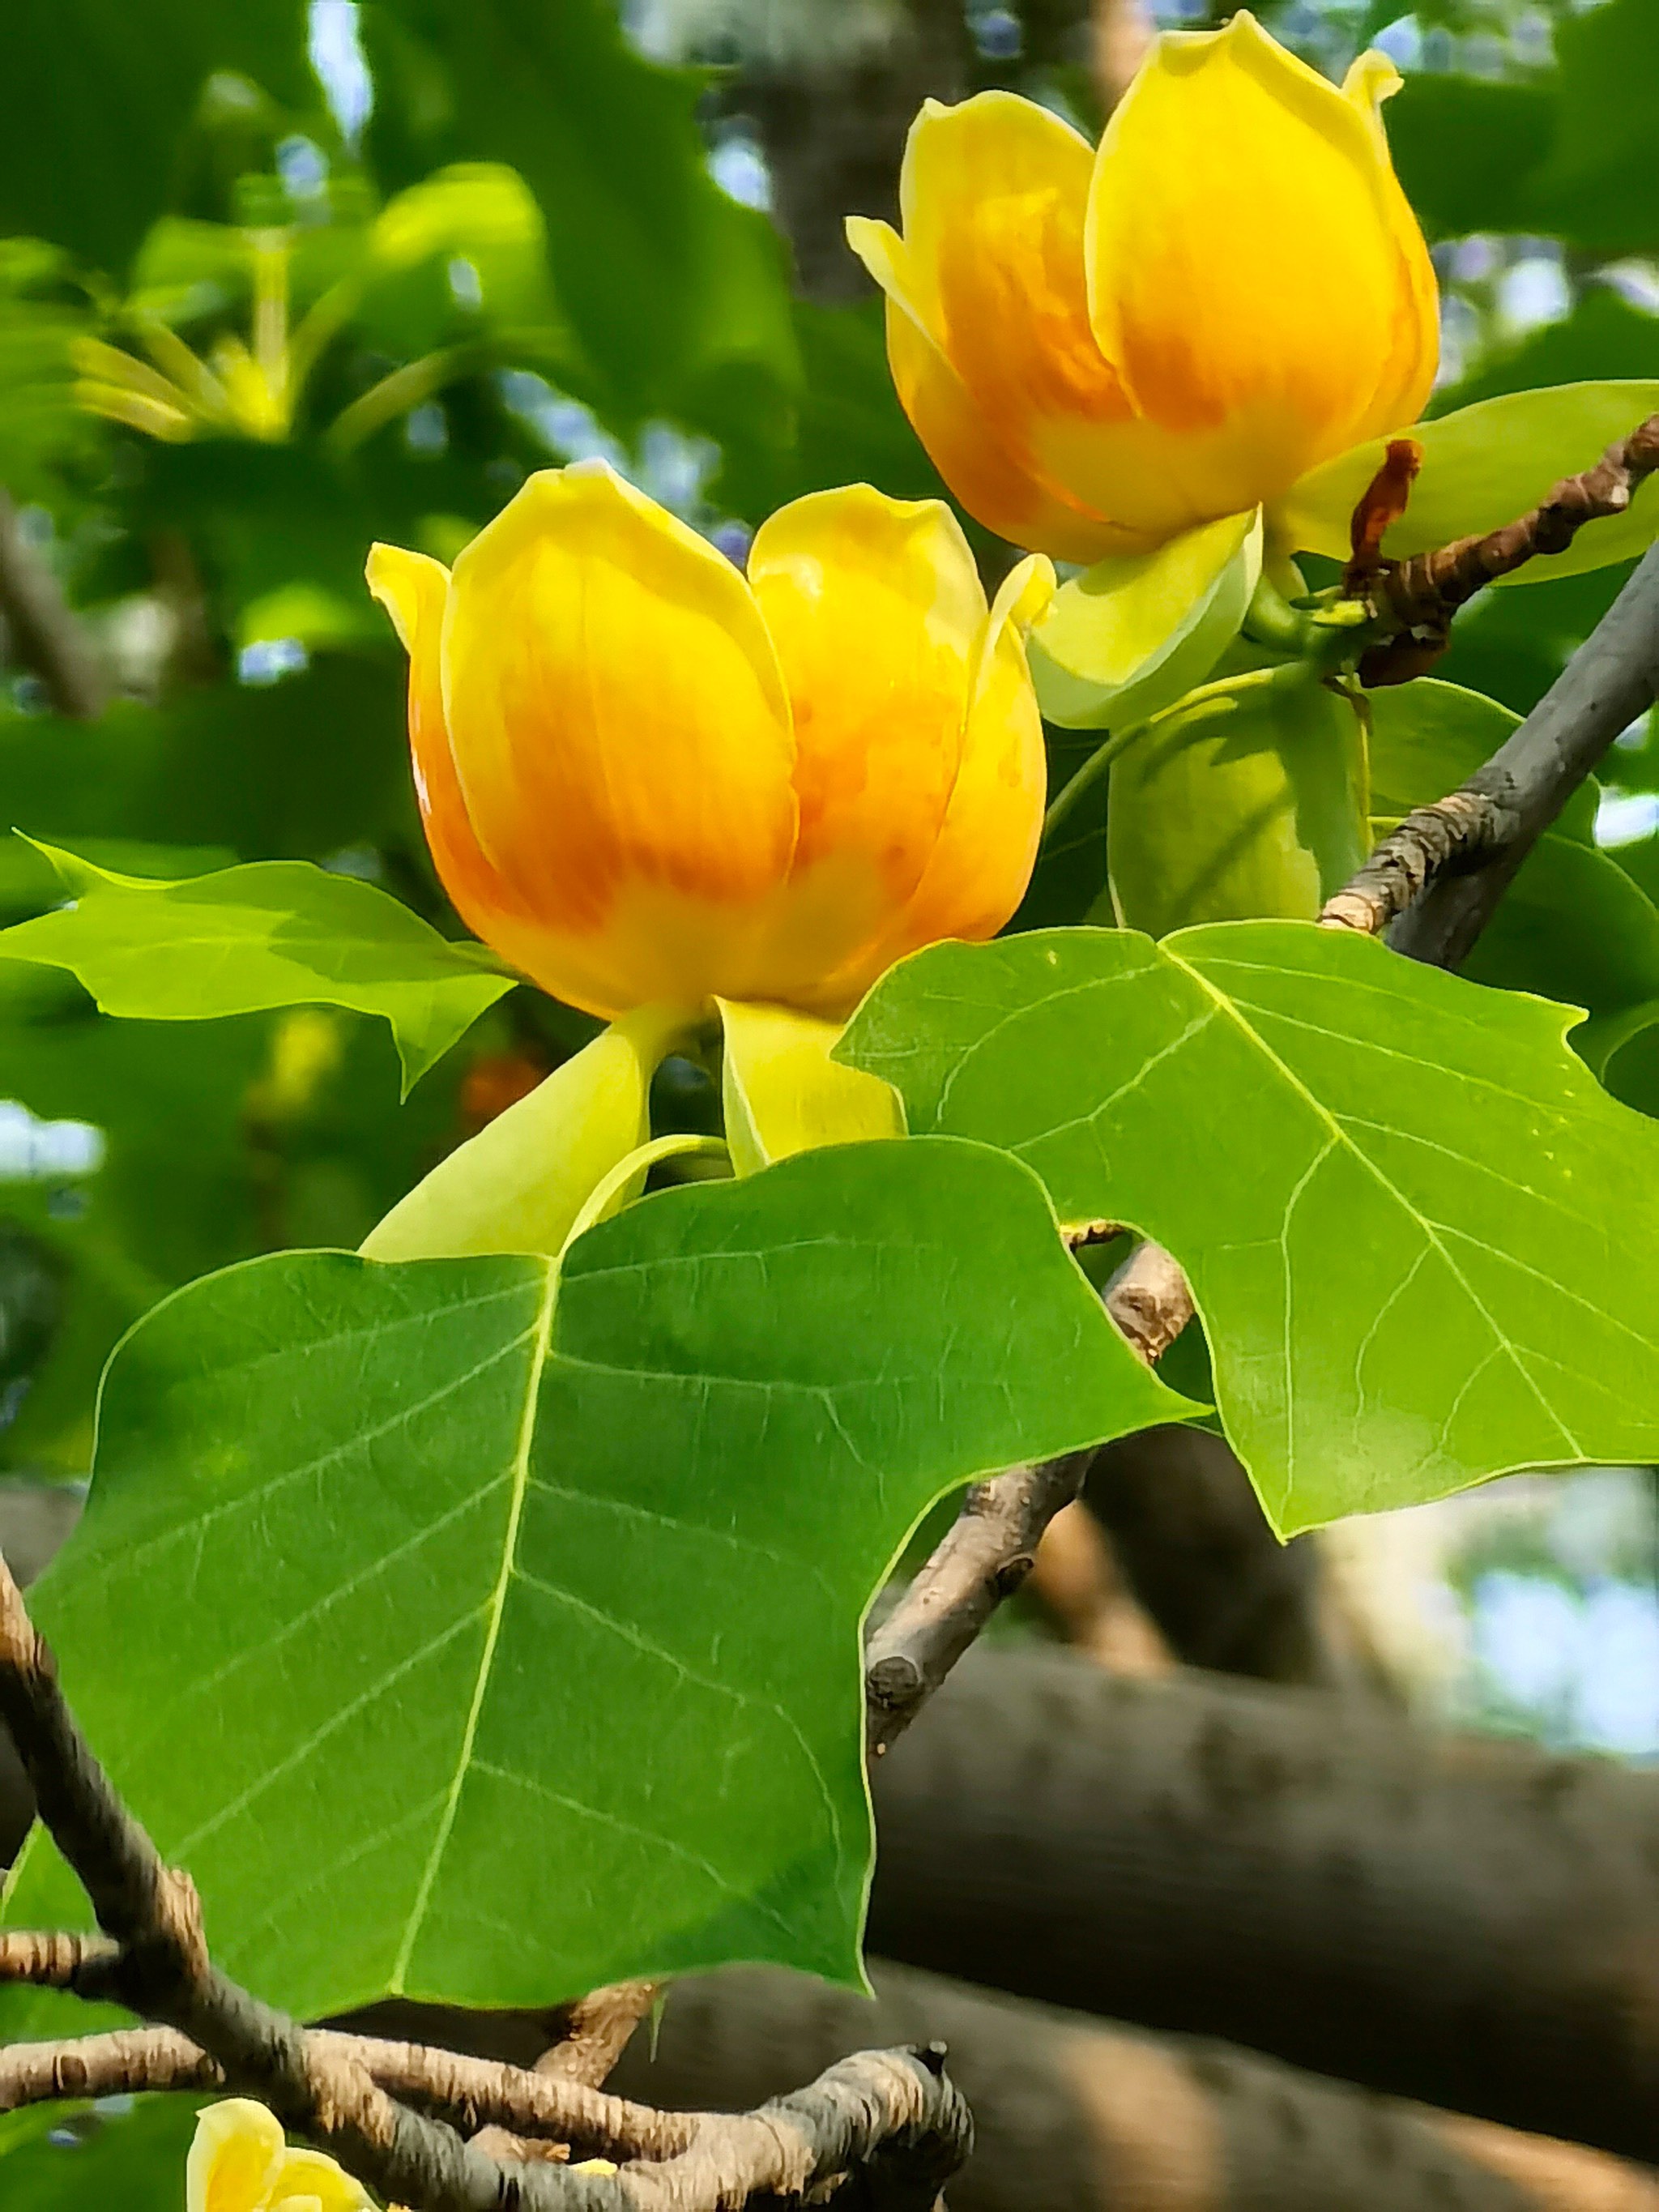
<box><xmin>0</xmin><ymin>1548</ymin><xmax>968</xmax><ymax>2212</ymax></box>
<box><xmin>0</xmin><ymin>488</ymin><xmax>107</xmax><ymax>719</ymax></box>
<box><xmin>1083</xmin><ymin>1426</ymin><xmax>1380</xmax><ymax>1691</ymax></box>
<box><xmin>616</xmin><ymin>1961</ymin><xmax>1659</xmax><ymax>2212</ymax></box>
<box><xmin>865</xmin><ymin>1644</ymin><xmax>1659</xmax><ymax>2163</ymax></box>
<box><xmin>864</xmin><ymin>1241</ymin><xmax>1194</xmax><ymax>1755</ymax></box>
<box><xmin>1323</xmin><ymin>525</ymin><xmax>1659</xmax><ymax>963</ymax></box>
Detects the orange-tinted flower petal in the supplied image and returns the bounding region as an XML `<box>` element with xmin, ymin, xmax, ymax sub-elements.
<box><xmin>1337</xmin><ymin>49</ymin><xmax>1440</xmax><ymax>441</ymax></box>
<box><xmin>366</xmin><ymin>540</ymin><xmax>634</xmax><ymax>1017</ymax></box>
<box><xmin>437</xmin><ymin>461</ymin><xmax>800</xmax><ymax>1010</ymax></box>
<box><xmin>1085</xmin><ymin>14</ymin><xmax>1438</xmax><ymax>510</ymax></box>
<box><xmin>824</xmin><ymin>555</ymin><xmax>1054</xmax><ymax>1006</ymax></box>
<box><xmin>875</xmin><ymin>280</ymin><xmax>1142</xmax><ymax>564</ymax></box>
<box><xmin>869</xmin><ymin>95</ymin><xmax>1204</xmax><ymax>544</ymax></box>
<box><xmin>742</xmin><ymin>484</ymin><xmax>987</xmax><ymax>1001</ymax></box>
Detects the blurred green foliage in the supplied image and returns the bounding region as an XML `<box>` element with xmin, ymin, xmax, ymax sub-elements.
<box><xmin>0</xmin><ymin>0</ymin><xmax>1654</xmax><ymax>1457</ymax></box>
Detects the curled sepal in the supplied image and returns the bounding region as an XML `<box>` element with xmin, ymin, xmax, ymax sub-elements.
<box><xmin>360</xmin><ymin>1001</ymin><xmax>694</xmax><ymax>1260</ymax></box>
<box><xmin>719</xmin><ymin>999</ymin><xmax>904</xmax><ymax>1176</ymax></box>
<box><xmin>1026</xmin><ymin>509</ymin><xmax>1262</xmax><ymax>732</ymax></box>
<box><xmin>1105</xmin><ymin>666</ymin><xmax>1370</xmax><ymax>936</ymax></box>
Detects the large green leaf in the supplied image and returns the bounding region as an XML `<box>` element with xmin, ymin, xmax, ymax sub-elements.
<box><xmin>1533</xmin><ymin>0</ymin><xmax>1659</xmax><ymax>257</ymax></box>
<box><xmin>841</xmin><ymin>925</ymin><xmax>1659</xmax><ymax>1535</ymax></box>
<box><xmin>3</xmin><ymin>1138</ymin><xmax>1183</xmax><ymax>2022</ymax></box>
<box><xmin>1385</xmin><ymin>75</ymin><xmax>1555</xmax><ymax>241</ymax></box>
<box><xmin>0</xmin><ymin>843</ymin><xmax>511</xmax><ymax>1091</ymax></box>
<box><xmin>0</xmin><ymin>0</ymin><xmax>318</xmax><ymax>274</ymax></box>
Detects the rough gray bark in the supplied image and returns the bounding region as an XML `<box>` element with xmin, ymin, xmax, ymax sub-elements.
<box><xmin>612</xmin><ymin>1961</ymin><xmax>1659</xmax><ymax>2212</ymax></box>
<box><xmin>865</xmin><ymin>1646</ymin><xmax>1659</xmax><ymax>2162</ymax></box>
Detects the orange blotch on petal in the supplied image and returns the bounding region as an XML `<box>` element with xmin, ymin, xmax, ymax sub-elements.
<box><xmin>440</xmin><ymin>462</ymin><xmax>798</xmax><ymax>950</ymax></box>
<box><xmin>1086</xmin><ymin>13</ymin><xmax>1439</xmax><ymax>502</ymax></box>
<box><xmin>821</xmin><ymin>554</ymin><xmax>1054</xmax><ymax>1006</ymax></box>
<box><xmin>749</xmin><ymin>483</ymin><xmax>982</xmax><ymax>908</ymax></box>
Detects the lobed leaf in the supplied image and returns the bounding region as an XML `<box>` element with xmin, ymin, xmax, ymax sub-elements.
<box><xmin>841</xmin><ymin>924</ymin><xmax>1659</xmax><ymax>1534</ymax></box>
<box><xmin>2</xmin><ymin>1138</ymin><xmax>1185</xmax><ymax>2022</ymax></box>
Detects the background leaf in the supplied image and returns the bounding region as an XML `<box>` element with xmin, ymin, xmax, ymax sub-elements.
<box><xmin>842</xmin><ymin>925</ymin><xmax>1659</xmax><ymax>1535</ymax></box>
<box><xmin>0</xmin><ymin>0</ymin><xmax>318</xmax><ymax>274</ymax></box>
<box><xmin>361</xmin><ymin>0</ymin><xmax>799</xmax><ymax>435</ymax></box>
<box><xmin>0</xmin><ymin>843</ymin><xmax>511</xmax><ymax>1090</ymax></box>
<box><xmin>2</xmin><ymin>1137</ymin><xmax>1183</xmax><ymax>2026</ymax></box>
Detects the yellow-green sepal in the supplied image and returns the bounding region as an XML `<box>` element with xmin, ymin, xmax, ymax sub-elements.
<box><xmin>718</xmin><ymin>998</ymin><xmax>902</xmax><ymax>1176</ymax></box>
<box><xmin>360</xmin><ymin>1001</ymin><xmax>694</xmax><ymax>1260</ymax></box>
<box><xmin>1104</xmin><ymin>665</ymin><xmax>1370</xmax><ymax>936</ymax></box>
<box><xmin>1026</xmin><ymin>509</ymin><xmax>1262</xmax><ymax>732</ymax></box>
<box><xmin>1277</xmin><ymin>381</ymin><xmax>1659</xmax><ymax>585</ymax></box>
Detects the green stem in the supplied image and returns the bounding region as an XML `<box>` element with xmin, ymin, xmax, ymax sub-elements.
<box><xmin>1041</xmin><ymin>721</ymin><xmax>1148</xmax><ymax>845</ymax></box>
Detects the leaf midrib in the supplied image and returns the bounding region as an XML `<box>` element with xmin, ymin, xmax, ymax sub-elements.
<box><xmin>389</xmin><ymin>1257</ymin><xmax>560</xmax><ymax>1989</ymax></box>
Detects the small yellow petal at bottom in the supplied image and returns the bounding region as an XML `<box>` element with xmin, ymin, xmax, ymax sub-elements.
<box><xmin>188</xmin><ymin>2100</ymin><xmax>288</xmax><ymax>2212</ymax></box>
<box><xmin>360</xmin><ymin>1003</ymin><xmax>696</xmax><ymax>1261</ymax></box>
<box><xmin>718</xmin><ymin>999</ymin><xmax>903</xmax><ymax>1176</ymax></box>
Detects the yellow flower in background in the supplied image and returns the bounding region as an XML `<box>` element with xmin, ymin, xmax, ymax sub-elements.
<box><xmin>368</xmin><ymin>462</ymin><xmax>1053</xmax><ymax>1021</ymax></box>
<box><xmin>187</xmin><ymin>2100</ymin><xmax>370</xmax><ymax>2212</ymax></box>
<box><xmin>847</xmin><ymin>11</ymin><xmax>1438</xmax><ymax>566</ymax></box>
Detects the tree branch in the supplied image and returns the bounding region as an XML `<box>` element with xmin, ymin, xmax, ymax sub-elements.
<box><xmin>864</xmin><ymin>1241</ymin><xmax>1195</xmax><ymax>1755</ymax></box>
<box><xmin>0</xmin><ymin>1550</ymin><xmax>969</xmax><ymax>2212</ymax></box>
<box><xmin>1322</xmin><ymin>535</ymin><xmax>1659</xmax><ymax>963</ymax></box>
<box><xmin>1378</xmin><ymin>410</ymin><xmax>1659</xmax><ymax>638</ymax></box>
<box><xmin>0</xmin><ymin>489</ymin><xmax>108</xmax><ymax>720</ymax></box>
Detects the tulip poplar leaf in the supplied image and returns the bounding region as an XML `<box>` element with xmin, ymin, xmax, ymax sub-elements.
<box><xmin>0</xmin><ymin>842</ymin><xmax>514</xmax><ymax>1091</ymax></box>
<box><xmin>2</xmin><ymin>1137</ymin><xmax>1185</xmax><ymax>2024</ymax></box>
<box><xmin>840</xmin><ymin>925</ymin><xmax>1659</xmax><ymax>1534</ymax></box>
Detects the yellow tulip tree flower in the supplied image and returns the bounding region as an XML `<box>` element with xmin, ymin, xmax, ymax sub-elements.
<box><xmin>187</xmin><ymin>2100</ymin><xmax>370</xmax><ymax>2212</ymax></box>
<box><xmin>847</xmin><ymin>11</ymin><xmax>1659</xmax><ymax>743</ymax></box>
<box><xmin>848</xmin><ymin>11</ymin><xmax>1659</xmax><ymax>932</ymax></box>
<box><xmin>847</xmin><ymin>10</ymin><xmax>1436</xmax><ymax>733</ymax></box>
<box><xmin>361</xmin><ymin>461</ymin><xmax>1054</xmax><ymax>1262</ymax></box>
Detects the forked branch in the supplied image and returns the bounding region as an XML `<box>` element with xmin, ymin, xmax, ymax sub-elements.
<box><xmin>0</xmin><ymin>1551</ymin><xmax>969</xmax><ymax>2212</ymax></box>
<box><xmin>1323</xmin><ymin>536</ymin><xmax>1659</xmax><ymax>963</ymax></box>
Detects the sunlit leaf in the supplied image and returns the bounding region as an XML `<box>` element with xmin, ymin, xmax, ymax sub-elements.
<box><xmin>0</xmin><ymin>842</ymin><xmax>510</xmax><ymax>1091</ymax></box>
<box><xmin>2</xmin><ymin>1138</ymin><xmax>1185</xmax><ymax>2022</ymax></box>
<box><xmin>842</xmin><ymin>924</ymin><xmax>1659</xmax><ymax>1534</ymax></box>
<box><xmin>1280</xmin><ymin>382</ymin><xmax>1659</xmax><ymax>583</ymax></box>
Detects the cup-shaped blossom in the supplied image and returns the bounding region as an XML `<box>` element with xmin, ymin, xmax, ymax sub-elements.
<box><xmin>368</xmin><ymin>463</ymin><xmax>1054</xmax><ymax>1020</ymax></box>
<box><xmin>187</xmin><ymin>2099</ymin><xmax>370</xmax><ymax>2212</ymax></box>
<box><xmin>846</xmin><ymin>11</ymin><xmax>1438</xmax><ymax>566</ymax></box>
